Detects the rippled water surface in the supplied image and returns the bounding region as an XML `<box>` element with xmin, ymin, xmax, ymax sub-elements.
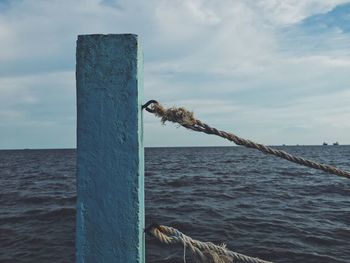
<box><xmin>0</xmin><ymin>146</ymin><xmax>350</xmax><ymax>263</ymax></box>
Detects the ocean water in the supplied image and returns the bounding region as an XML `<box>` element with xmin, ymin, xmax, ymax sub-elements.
<box><xmin>0</xmin><ymin>146</ymin><xmax>349</xmax><ymax>263</ymax></box>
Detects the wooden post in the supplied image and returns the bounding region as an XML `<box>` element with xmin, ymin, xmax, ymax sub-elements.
<box><xmin>75</xmin><ymin>34</ymin><xmax>144</xmax><ymax>263</ymax></box>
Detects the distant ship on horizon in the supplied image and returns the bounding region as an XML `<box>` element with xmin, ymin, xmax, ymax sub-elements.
<box><xmin>322</xmin><ymin>142</ymin><xmax>340</xmax><ymax>146</ymax></box>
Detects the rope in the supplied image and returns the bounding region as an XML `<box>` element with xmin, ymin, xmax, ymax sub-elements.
<box><xmin>142</xmin><ymin>100</ymin><xmax>350</xmax><ymax>179</ymax></box>
<box><xmin>146</xmin><ymin>224</ymin><xmax>272</xmax><ymax>263</ymax></box>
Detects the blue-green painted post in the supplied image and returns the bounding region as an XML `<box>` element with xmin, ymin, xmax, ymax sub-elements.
<box><xmin>76</xmin><ymin>34</ymin><xmax>144</xmax><ymax>263</ymax></box>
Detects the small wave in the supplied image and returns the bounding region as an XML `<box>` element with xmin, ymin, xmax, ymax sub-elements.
<box><xmin>145</xmin><ymin>171</ymin><xmax>156</xmax><ymax>176</ymax></box>
<box><xmin>165</xmin><ymin>177</ymin><xmax>193</xmax><ymax>187</ymax></box>
<box><xmin>44</xmin><ymin>207</ymin><xmax>76</xmax><ymax>219</ymax></box>
<box><xmin>19</xmin><ymin>196</ymin><xmax>54</xmax><ymax>205</ymax></box>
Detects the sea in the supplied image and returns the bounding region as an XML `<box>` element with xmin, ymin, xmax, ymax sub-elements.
<box><xmin>0</xmin><ymin>146</ymin><xmax>349</xmax><ymax>263</ymax></box>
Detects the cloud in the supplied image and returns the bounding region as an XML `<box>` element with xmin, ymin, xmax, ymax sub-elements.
<box><xmin>0</xmin><ymin>71</ymin><xmax>75</xmax><ymax>148</ymax></box>
<box><xmin>0</xmin><ymin>0</ymin><xmax>349</xmax><ymax>148</ymax></box>
<box><xmin>249</xmin><ymin>0</ymin><xmax>350</xmax><ymax>24</ymax></box>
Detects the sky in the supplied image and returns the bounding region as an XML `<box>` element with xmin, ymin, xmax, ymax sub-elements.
<box><xmin>0</xmin><ymin>0</ymin><xmax>350</xmax><ymax>149</ymax></box>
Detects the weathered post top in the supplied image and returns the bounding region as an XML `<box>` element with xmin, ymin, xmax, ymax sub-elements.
<box><xmin>76</xmin><ymin>34</ymin><xmax>144</xmax><ymax>263</ymax></box>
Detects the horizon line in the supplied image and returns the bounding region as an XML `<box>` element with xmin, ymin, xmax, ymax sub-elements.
<box><xmin>1</xmin><ymin>144</ymin><xmax>349</xmax><ymax>151</ymax></box>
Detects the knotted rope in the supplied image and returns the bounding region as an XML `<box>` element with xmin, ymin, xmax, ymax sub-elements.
<box><xmin>146</xmin><ymin>224</ymin><xmax>272</xmax><ymax>263</ymax></box>
<box><xmin>143</xmin><ymin>100</ymin><xmax>350</xmax><ymax>179</ymax></box>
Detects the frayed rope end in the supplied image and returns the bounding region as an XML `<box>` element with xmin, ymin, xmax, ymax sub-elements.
<box><xmin>151</xmin><ymin>103</ymin><xmax>196</xmax><ymax>126</ymax></box>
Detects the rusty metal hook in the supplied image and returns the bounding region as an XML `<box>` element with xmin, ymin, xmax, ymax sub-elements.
<box><xmin>142</xmin><ymin>100</ymin><xmax>159</xmax><ymax>113</ymax></box>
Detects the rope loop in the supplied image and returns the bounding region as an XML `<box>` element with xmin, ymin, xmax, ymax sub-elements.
<box><xmin>146</xmin><ymin>224</ymin><xmax>273</xmax><ymax>263</ymax></box>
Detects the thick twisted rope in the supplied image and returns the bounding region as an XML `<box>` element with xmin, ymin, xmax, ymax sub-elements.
<box><xmin>146</xmin><ymin>224</ymin><xmax>272</xmax><ymax>263</ymax></box>
<box><xmin>143</xmin><ymin>100</ymin><xmax>350</xmax><ymax>179</ymax></box>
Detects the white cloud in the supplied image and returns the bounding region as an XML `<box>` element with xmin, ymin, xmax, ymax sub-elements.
<box><xmin>250</xmin><ymin>0</ymin><xmax>350</xmax><ymax>24</ymax></box>
<box><xmin>0</xmin><ymin>71</ymin><xmax>75</xmax><ymax>126</ymax></box>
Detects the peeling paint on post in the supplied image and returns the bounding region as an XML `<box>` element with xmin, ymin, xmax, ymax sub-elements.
<box><xmin>76</xmin><ymin>34</ymin><xmax>144</xmax><ymax>263</ymax></box>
